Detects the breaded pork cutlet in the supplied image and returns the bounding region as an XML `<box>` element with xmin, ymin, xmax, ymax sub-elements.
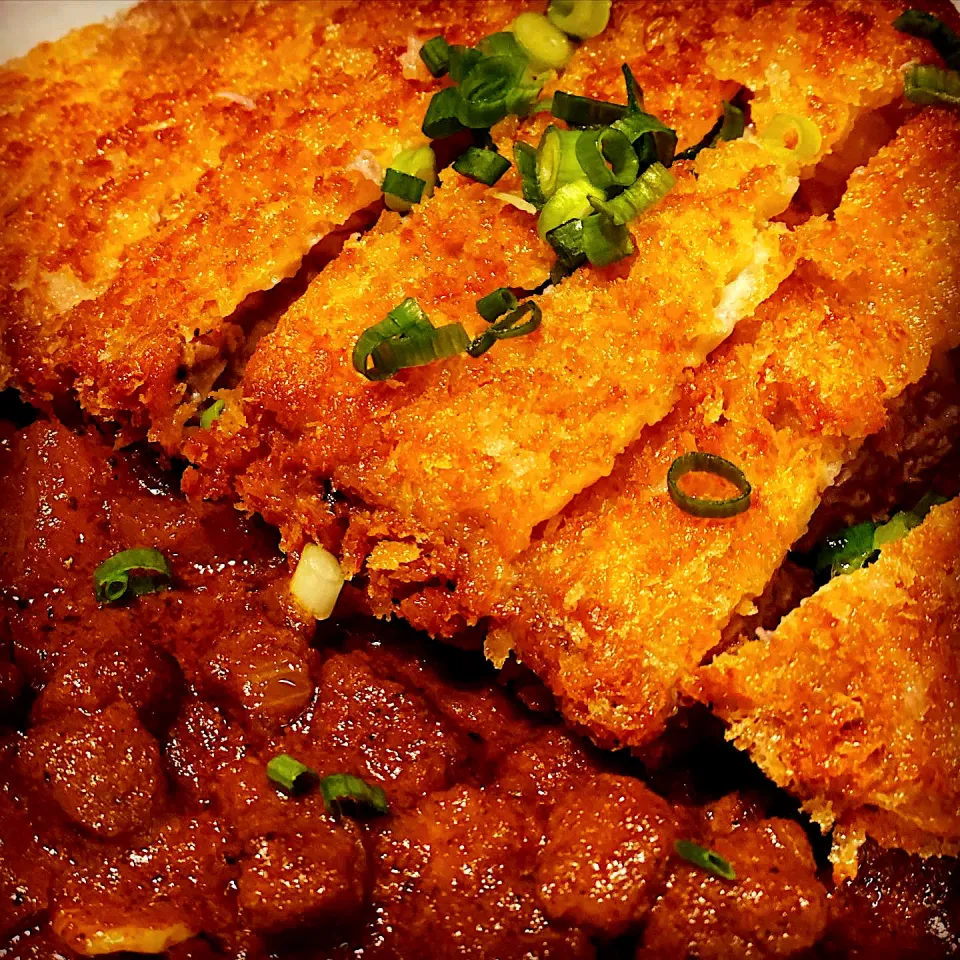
<box><xmin>1</xmin><ymin>1</ymin><xmax>530</xmax><ymax>447</ymax></box>
<box><xmin>696</xmin><ymin>498</ymin><xmax>960</xmax><ymax>879</ymax></box>
<box><xmin>186</xmin><ymin>132</ymin><xmax>800</xmax><ymax>607</ymax></box>
<box><xmin>487</xmin><ymin>110</ymin><xmax>960</xmax><ymax>749</ymax></box>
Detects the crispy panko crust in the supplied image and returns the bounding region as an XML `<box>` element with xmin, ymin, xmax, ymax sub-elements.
<box><xmin>1</xmin><ymin>0</ymin><xmax>529</xmax><ymax>444</ymax></box>
<box><xmin>695</xmin><ymin>499</ymin><xmax>960</xmax><ymax>878</ymax></box>
<box><xmin>489</xmin><ymin>110</ymin><xmax>960</xmax><ymax>749</ymax></box>
<box><xmin>188</xmin><ymin>135</ymin><xmax>798</xmax><ymax>564</ymax></box>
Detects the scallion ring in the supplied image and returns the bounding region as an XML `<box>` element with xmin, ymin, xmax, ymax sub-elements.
<box><xmin>666</xmin><ymin>452</ymin><xmax>752</xmax><ymax>518</ymax></box>
<box><xmin>610</xmin><ymin>112</ymin><xmax>677</xmax><ymax>168</ymax></box>
<box><xmin>893</xmin><ymin>9</ymin><xmax>960</xmax><ymax>71</ymax></box>
<box><xmin>576</xmin><ymin>127</ymin><xmax>639</xmax><ymax>189</ymax></box>
<box><xmin>457</xmin><ymin>55</ymin><xmax>525</xmax><ymax>128</ymax></box>
<box><xmin>199</xmin><ymin>398</ymin><xmax>225</xmax><ymax>430</ymax></box>
<box><xmin>468</xmin><ymin>301</ymin><xmax>542</xmax><ymax>357</ymax></box>
<box><xmin>512</xmin><ymin>11</ymin><xmax>574</xmax><ymax>71</ymax></box>
<box><xmin>478</xmin><ymin>31</ymin><xmax>526</xmax><ymax>61</ymax></box>
<box><xmin>422</xmin><ymin>86</ymin><xmax>466</xmax><ymax>139</ymax></box>
<box><xmin>266</xmin><ymin>754</ymin><xmax>317</xmax><ymax>794</ymax></box>
<box><xmin>589</xmin><ymin>161</ymin><xmax>674</xmax><ymax>226</ymax></box>
<box><xmin>536</xmin><ymin>125</ymin><xmax>587</xmax><ymax>199</ymax></box>
<box><xmin>674</xmin><ymin>100</ymin><xmax>746</xmax><ymax>162</ymax></box>
<box><xmin>448</xmin><ymin>44</ymin><xmax>484</xmax><ymax>83</ymax></box>
<box><xmin>537</xmin><ymin>178</ymin><xmax>603</xmax><ymax>239</ymax></box>
<box><xmin>545</xmin><ymin>218</ymin><xmax>586</xmax><ymax>269</ymax></box>
<box><xmin>514</xmin><ymin>141</ymin><xmax>547</xmax><ymax>209</ymax></box>
<box><xmin>674</xmin><ymin>840</ymin><xmax>736</xmax><ymax>881</ymax></box>
<box><xmin>419</xmin><ymin>35</ymin><xmax>451</xmax><ymax>77</ymax></box>
<box><xmin>452</xmin><ymin>146</ymin><xmax>511</xmax><ymax>185</ymax></box>
<box><xmin>546</xmin><ymin>0</ymin><xmax>612</xmax><ymax>40</ymax></box>
<box><xmin>320</xmin><ymin>773</ymin><xmax>389</xmax><ymax>818</ymax></box>
<box><xmin>581</xmin><ymin>213</ymin><xmax>633</xmax><ymax>266</ymax></box>
<box><xmin>761</xmin><ymin>113</ymin><xmax>822</xmax><ymax>160</ymax></box>
<box><xmin>93</xmin><ymin>547</ymin><xmax>172</xmax><ymax>604</ymax></box>
<box><xmin>477</xmin><ymin>287</ymin><xmax>520</xmax><ymax>322</ymax></box>
<box><xmin>903</xmin><ymin>63</ymin><xmax>960</xmax><ymax>107</ymax></box>
<box><xmin>551</xmin><ymin>89</ymin><xmax>627</xmax><ymax>128</ymax></box>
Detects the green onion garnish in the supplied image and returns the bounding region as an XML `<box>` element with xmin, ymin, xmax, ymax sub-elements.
<box><xmin>674</xmin><ymin>840</ymin><xmax>736</xmax><ymax>881</ymax></box>
<box><xmin>575</xmin><ymin>127</ymin><xmax>639</xmax><ymax>189</ymax></box>
<box><xmin>761</xmin><ymin>113</ymin><xmax>822</xmax><ymax>160</ymax></box>
<box><xmin>199</xmin><ymin>398</ymin><xmax>225</xmax><ymax>429</ymax></box>
<box><xmin>419</xmin><ymin>35</ymin><xmax>451</xmax><ymax>77</ymax></box>
<box><xmin>452</xmin><ymin>146</ymin><xmax>511</xmax><ymax>185</ymax></box>
<box><xmin>320</xmin><ymin>773</ymin><xmax>389</xmax><ymax>818</ymax></box>
<box><xmin>675</xmin><ymin>100</ymin><xmax>746</xmax><ymax>162</ymax></box>
<box><xmin>551</xmin><ymin>89</ymin><xmax>627</xmax><ymax>128</ymax></box>
<box><xmin>903</xmin><ymin>63</ymin><xmax>960</xmax><ymax>107</ymax></box>
<box><xmin>468</xmin><ymin>301</ymin><xmax>542</xmax><ymax>357</ymax></box>
<box><xmin>610</xmin><ymin>112</ymin><xmax>677</xmax><ymax>168</ymax></box>
<box><xmin>537</xmin><ymin>178</ymin><xmax>604</xmax><ymax>239</ymax></box>
<box><xmin>514</xmin><ymin>141</ymin><xmax>547</xmax><ymax>209</ymax></box>
<box><xmin>382</xmin><ymin>168</ymin><xmax>426</xmax><ymax>207</ymax></box>
<box><xmin>666</xmin><ymin>452</ymin><xmax>752</xmax><ymax>519</ymax></box>
<box><xmin>622</xmin><ymin>63</ymin><xmax>644</xmax><ymax>113</ymax></box>
<box><xmin>422</xmin><ymin>86</ymin><xmax>466</xmax><ymax>139</ymax></box>
<box><xmin>93</xmin><ymin>547</ymin><xmax>172</xmax><ymax>604</ymax></box>
<box><xmin>370</xmin><ymin>321</ymin><xmax>470</xmax><ymax>375</ymax></box>
<box><xmin>354</xmin><ymin>297</ymin><xmax>435</xmax><ymax>381</ymax></box>
<box><xmin>536</xmin><ymin>125</ymin><xmax>587</xmax><ymax>199</ymax></box>
<box><xmin>266</xmin><ymin>754</ymin><xmax>317</xmax><ymax>794</ymax></box>
<box><xmin>512</xmin><ymin>11</ymin><xmax>574</xmax><ymax>71</ymax></box>
<box><xmin>546</xmin><ymin>0</ymin><xmax>612</xmax><ymax>40</ymax></box>
<box><xmin>477</xmin><ymin>287</ymin><xmax>520</xmax><ymax>322</ymax></box>
<box><xmin>581</xmin><ymin>213</ymin><xmax>633</xmax><ymax>266</ymax></box>
<box><xmin>545</xmin><ymin>218</ymin><xmax>586</xmax><ymax>269</ymax></box>
<box><xmin>457</xmin><ymin>55</ymin><xmax>526</xmax><ymax>128</ymax></box>
<box><xmin>478</xmin><ymin>31</ymin><xmax>526</xmax><ymax>61</ymax></box>
<box><xmin>448</xmin><ymin>44</ymin><xmax>484</xmax><ymax>83</ymax></box>
<box><xmin>893</xmin><ymin>9</ymin><xmax>960</xmax><ymax>71</ymax></box>
<box><xmin>589</xmin><ymin>161</ymin><xmax>675</xmax><ymax>226</ymax></box>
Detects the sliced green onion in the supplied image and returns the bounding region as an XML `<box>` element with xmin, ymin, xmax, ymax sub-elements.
<box><xmin>422</xmin><ymin>86</ymin><xmax>466</xmax><ymax>139</ymax></box>
<box><xmin>512</xmin><ymin>12</ymin><xmax>574</xmax><ymax>71</ymax></box>
<box><xmin>814</xmin><ymin>521</ymin><xmax>878</xmax><ymax>578</ymax></box>
<box><xmin>353</xmin><ymin>297</ymin><xmax>430</xmax><ymax>381</ymax></box>
<box><xmin>622</xmin><ymin>63</ymin><xmax>644</xmax><ymax>113</ymax></box>
<box><xmin>452</xmin><ymin>146</ymin><xmax>511</xmax><ymax>185</ymax></box>
<box><xmin>536</xmin><ymin>125</ymin><xmax>587</xmax><ymax>198</ymax></box>
<box><xmin>761</xmin><ymin>113</ymin><xmax>822</xmax><ymax>160</ymax></box>
<box><xmin>537</xmin><ymin>179</ymin><xmax>604</xmax><ymax>239</ymax></box>
<box><xmin>903</xmin><ymin>63</ymin><xmax>960</xmax><ymax>107</ymax></box>
<box><xmin>94</xmin><ymin>547</ymin><xmax>172</xmax><ymax>604</ymax></box>
<box><xmin>589</xmin><ymin>161</ymin><xmax>674</xmax><ymax>225</ymax></box>
<box><xmin>369</xmin><ymin>322</ymin><xmax>469</xmax><ymax>377</ymax></box>
<box><xmin>457</xmin><ymin>55</ymin><xmax>525</xmax><ymax>128</ymax></box>
<box><xmin>674</xmin><ymin>100</ymin><xmax>745</xmax><ymax>162</ymax></box>
<box><xmin>514</xmin><ymin>141</ymin><xmax>547</xmax><ymax>209</ymax></box>
<box><xmin>675</xmin><ymin>840</ymin><xmax>736</xmax><ymax>881</ymax></box>
<box><xmin>552</xmin><ymin>89</ymin><xmax>627</xmax><ymax>128</ymax></box>
<box><xmin>468</xmin><ymin>301</ymin><xmax>542</xmax><ymax>357</ymax></box>
<box><xmin>545</xmin><ymin>218</ymin><xmax>586</xmax><ymax>269</ymax></box>
<box><xmin>199</xmin><ymin>398</ymin><xmax>225</xmax><ymax>429</ymax></box>
<box><xmin>448</xmin><ymin>44</ymin><xmax>484</xmax><ymax>83</ymax></box>
<box><xmin>546</xmin><ymin>0</ymin><xmax>612</xmax><ymax>39</ymax></box>
<box><xmin>893</xmin><ymin>10</ymin><xmax>960</xmax><ymax>71</ymax></box>
<box><xmin>479</xmin><ymin>31</ymin><xmax>527</xmax><ymax>61</ymax></box>
<box><xmin>666</xmin><ymin>452</ymin><xmax>752</xmax><ymax>519</ymax></box>
<box><xmin>419</xmin><ymin>35</ymin><xmax>451</xmax><ymax>77</ymax></box>
<box><xmin>610</xmin><ymin>112</ymin><xmax>677</xmax><ymax>168</ymax></box>
<box><xmin>266</xmin><ymin>754</ymin><xmax>317</xmax><ymax>794</ymax></box>
<box><xmin>381</xmin><ymin>168</ymin><xmax>426</xmax><ymax>208</ymax></box>
<box><xmin>576</xmin><ymin>127</ymin><xmax>639</xmax><ymax>189</ymax></box>
<box><xmin>581</xmin><ymin>213</ymin><xmax>633</xmax><ymax>266</ymax></box>
<box><xmin>477</xmin><ymin>287</ymin><xmax>519</xmax><ymax>322</ymax></box>
<box><xmin>320</xmin><ymin>773</ymin><xmax>389</xmax><ymax>818</ymax></box>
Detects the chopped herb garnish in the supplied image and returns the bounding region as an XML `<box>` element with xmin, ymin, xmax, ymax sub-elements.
<box><xmin>576</xmin><ymin>127</ymin><xmax>640</xmax><ymax>189</ymax></box>
<box><xmin>581</xmin><ymin>212</ymin><xmax>633</xmax><ymax>266</ymax></box>
<box><xmin>666</xmin><ymin>452</ymin><xmax>752</xmax><ymax>519</ymax></box>
<box><xmin>537</xmin><ymin>178</ymin><xmax>604</xmax><ymax>239</ymax></box>
<box><xmin>468</xmin><ymin>301</ymin><xmax>542</xmax><ymax>357</ymax></box>
<box><xmin>903</xmin><ymin>63</ymin><xmax>960</xmax><ymax>107</ymax></box>
<box><xmin>545</xmin><ymin>217</ymin><xmax>587</xmax><ymax>269</ymax></box>
<box><xmin>589</xmin><ymin>162</ymin><xmax>675</xmax><ymax>226</ymax></box>
<box><xmin>457</xmin><ymin>55</ymin><xmax>527</xmax><ymax>128</ymax></box>
<box><xmin>199</xmin><ymin>398</ymin><xmax>225</xmax><ymax>430</ymax></box>
<box><xmin>511</xmin><ymin>11</ymin><xmax>574</xmax><ymax>71</ymax></box>
<box><xmin>675</xmin><ymin>100</ymin><xmax>746</xmax><ymax>162</ymax></box>
<box><xmin>476</xmin><ymin>287</ymin><xmax>520</xmax><ymax>322</ymax></box>
<box><xmin>452</xmin><ymin>146</ymin><xmax>512</xmax><ymax>185</ymax></box>
<box><xmin>93</xmin><ymin>547</ymin><xmax>171</xmax><ymax>604</ymax></box>
<box><xmin>382</xmin><ymin>169</ymin><xmax>426</xmax><ymax>206</ymax></box>
<box><xmin>675</xmin><ymin>839</ymin><xmax>736</xmax><ymax>880</ymax></box>
<box><xmin>551</xmin><ymin>89</ymin><xmax>628</xmax><ymax>128</ymax></box>
<box><xmin>266</xmin><ymin>754</ymin><xmax>317</xmax><ymax>794</ymax></box>
<box><xmin>419</xmin><ymin>35</ymin><xmax>451</xmax><ymax>77</ymax></box>
<box><xmin>536</xmin><ymin>125</ymin><xmax>587</xmax><ymax>199</ymax></box>
<box><xmin>514</xmin><ymin>141</ymin><xmax>547</xmax><ymax>209</ymax></box>
<box><xmin>320</xmin><ymin>773</ymin><xmax>389</xmax><ymax>818</ymax></box>
<box><xmin>422</xmin><ymin>86</ymin><xmax>467</xmax><ymax>139</ymax></box>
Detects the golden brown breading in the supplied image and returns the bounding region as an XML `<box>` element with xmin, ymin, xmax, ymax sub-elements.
<box><xmin>695</xmin><ymin>499</ymin><xmax>960</xmax><ymax>878</ymax></box>
<box><xmin>1</xmin><ymin>1</ymin><xmax>529</xmax><ymax>443</ymax></box>
<box><xmin>488</xmin><ymin>110</ymin><xmax>960</xmax><ymax>749</ymax></box>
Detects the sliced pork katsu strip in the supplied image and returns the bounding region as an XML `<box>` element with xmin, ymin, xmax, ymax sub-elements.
<box><xmin>697</xmin><ymin>499</ymin><xmax>960</xmax><ymax>878</ymax></box>
<box><xmin>489</xmin><ymin>110</ymin><xmax>960</xmax><ymax>750</ymax></box>
<box><xmin>2</xmin><ymin>1</ymin><xmax>529</xmax><ymax>444</ymax></box>
<box><xmin>196</xmin><ymin>136</ymin><xmax>797</xmax><ymax>561</ymax></box>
